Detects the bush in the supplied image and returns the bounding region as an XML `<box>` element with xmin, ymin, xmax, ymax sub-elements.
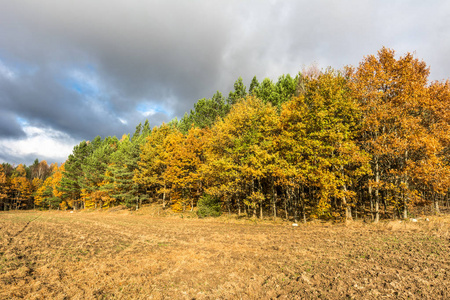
<box><xmin>197</xmin><ymin>194</ymin><xmax>221</xmax><ymax>218</ymax></box>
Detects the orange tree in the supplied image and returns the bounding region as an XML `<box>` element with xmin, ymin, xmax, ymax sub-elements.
<box><xmin>134</xmin><ymin>123</ymin><xmax>177</xmax><ymax>208</ymax></box>
<box><xmin>162</xmin><ymin>127</ymin><xmax>209</xmax><ymax>212</ymax></box>
<box><xmin>350</xmin><ymin>47</ymin><xmax>444</xmax><ymax>219</ymax></box>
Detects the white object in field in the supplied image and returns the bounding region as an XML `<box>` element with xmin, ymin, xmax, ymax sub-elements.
<box><xmin>292</xmin><ymin>223</ymin><xmax>298</xmax><ymax>226</ymax></box>
<box><xmin>411</xmin><ymin>218</ymin><xmax>418</xmax><ymax>222</ymax></box>
<box><xmin>426</xmin><ymin>218</ymin><xmax>429</xmax><ymax>221</ymax></box>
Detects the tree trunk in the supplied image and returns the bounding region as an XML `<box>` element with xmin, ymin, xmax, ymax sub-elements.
<box><xmin>402</xmin><ymin>196</ymin><xmax>408</xmax><ymax>219</ymax></box>
<box><xmin>284</xmin><ymin>190</ymin><xmax>289</xmax><ymax>220</ymax></box>
<box><xmin>244</xmin><ymin>202</ymin><xmax>247</xmax><ymax>216</ymax></box>
<box><xmin>374</xmin><ymin>159</ymin><xmax>380</xmax><ymax>222</ymax></box>
<box><xmin>342</xmin><ymin>179</ymin><xmax>352</xmax><ymax>221</ymax></box>
<box><xmin>162</xmin><ymin>183</ymin><xmax>166</xmax><ymax>208</ymax></box>
<box><xmin>293</xmin><ymin>195</ymin><xmax>298</xmax><ymax>223</ymax></box>
<box><xmin>401</xmin><ymin>177</ymin><xmax>409</xmax><ymax>219</ymax></box>
<box><xmin>238</xmin><ymin>197</ymin><xmax>241</xmax><ymax>216</ymax></box>
<box><xmin>272</xmin><ymin>179</ymin><xmax>277</xmax><ymax>220</ymax></box>
<box><xmin>382</xmin><ymin>190</ymin><xmax>387</xmax><ymax>216</ymax></box>
<box><xmin>433</xmin><ymin>193</ymin><xmax>440</xmax><ymax>214</ymax></box>
<box><xmin>369</xmin><ymin>185</ymin><xmax>373</xmax><ymax>221</ymax></box>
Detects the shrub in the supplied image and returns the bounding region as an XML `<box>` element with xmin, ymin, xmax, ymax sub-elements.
<box><xmin>197</xmin><ymin>194</ymin><xmax>221</xmax><ymax>218</ymax></box>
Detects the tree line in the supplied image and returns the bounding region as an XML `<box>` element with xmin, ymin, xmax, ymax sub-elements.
<box><xmin>1</xmin><ymin>48</ymin><xmax>449</xmax><ymax>221</ymax></box>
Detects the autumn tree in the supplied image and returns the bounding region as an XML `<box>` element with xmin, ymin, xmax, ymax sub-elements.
<box><xmin>205</xmin><ymin>96</ymin><xmax>279</xmax><ymax>218</ymax></box>
<box><xmin>163</xmin><ymin>127</ymin><xmax>209</xmax><ymax>211</ymax></box>
<box><xmin>350</xmin><ymin>47</ymin><xmax>442</xmax><ymax>220</ymax></box>
<box><xmin>134</xmin><ymin>123</ymin><xmax>177</xmax><ymax>208</ymax></box>
<box><xmin>410</xmin><ymin>79</ymin><xmax>450</xmax><ymax>213</ymax></box>
<box><xmin>9</xmin><ymin>164</ymin><xmax>33</xmax><ymax>209</ymax></box>
<box><xmin>35</xmin><ymin>164</ymin><xmax>65</xmax><ymax>209</ymax></box>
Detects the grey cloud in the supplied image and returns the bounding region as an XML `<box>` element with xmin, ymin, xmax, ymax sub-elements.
<box><xmin>0</xmin><ymin>111</ymin><xmax>26</xmax><ymax>138</ymax></box>
<box><xmin>0</xmin><ymin>0</ymin><xmax>449</xmax><ymax>164</ymax></box>
<box><xmin>0</xmin><ymin>147</ymin><xmax>64</xmax><ymax>167</ymax></box>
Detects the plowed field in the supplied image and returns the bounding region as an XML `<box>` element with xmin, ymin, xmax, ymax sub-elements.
<box><xmin>0</xmin><ymin>210</ymin><xmax>449</xmax><ymax>299</ymax></box>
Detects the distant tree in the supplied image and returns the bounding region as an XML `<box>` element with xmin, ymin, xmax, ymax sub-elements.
<box><xmin>30</xmin><ymin>159</ymin><xmax>51</xmax><ymax>180</ymax></box>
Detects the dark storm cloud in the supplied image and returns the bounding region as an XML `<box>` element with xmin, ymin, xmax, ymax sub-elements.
<box><xmin>0</xmin><ymin>111</ymin><xmax>25</xmax><ymax>138</ymax></box>
<box><xmin>0</xmin><ymin>64</ymin><xmax>133</xmax><ymax>140</ymax></box>
<box><xmin>0</xmin><ymin>0</ymin><xmax>449</xmax><ymax>164</ymax></box>
<box><xmin>0</xmin><ymin>0</ymin><xmax>236</xmax><ymax>123</ymax></box>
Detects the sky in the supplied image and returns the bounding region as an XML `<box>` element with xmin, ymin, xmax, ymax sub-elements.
<box><xmin>1</xmin><ymin>0</ymin><xmax>449</xmax><ymax>166</ymax></box>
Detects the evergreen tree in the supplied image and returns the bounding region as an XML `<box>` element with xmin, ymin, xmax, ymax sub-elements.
<box><xmin>58</xmin><ymin>141</ymin><xmax>92</xmax><ymax>209</ymax></box>
<box><xmin>227</xmin><ymin>76</ymin><xmax>247</xmax><ymax>105</ymax></box>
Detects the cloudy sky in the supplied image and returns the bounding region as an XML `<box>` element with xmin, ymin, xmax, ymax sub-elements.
<box><xmin>1</xmin><ymin>0</ymin><xmax>449</xmax><ymax>165</ymax></box>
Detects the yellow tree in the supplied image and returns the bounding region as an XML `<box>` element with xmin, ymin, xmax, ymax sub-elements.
<box><xmin>35</xmin><ymin>164</ymin><xmax>65</xmax><ymax>209</ymax></box>
<box><xmin>204</xmin><ymin>96</ymin><xmax>279</xmax><ymax>218</ymax></box>
<box><xmin>34</xmin><ymin>177</ymin><xmax>53</xmax><ymax>208</ymax></box>
<box><xmin>10</xmin><ymin>164</ymin><xmax>32</xmax><ymax>209</ymax></box>
<box><xmin>134</xmin><ymin>123</ymin><xmax>176</xmax><ymax>208</ymax></box>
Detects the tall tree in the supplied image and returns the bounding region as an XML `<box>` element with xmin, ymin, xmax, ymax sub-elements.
<box><xmin>164</xmin><ymin>127</ymin><xmax>209</xmax><ymax>211</ymax></box>
<box><xmin>106</xmin><ymin>134</ymin><xmax>142</xmax><ymax>209</ymax></box>
<box><xmin>81</xmin><ymin>137</ymin><xmax>118</xmax><ymax>209</ymax></box>
<box><xmin>205</xmin><ymin>96</ymin><xmax>279</xmax><ymax>217</ymax></box>
<box><xmin>58</xmin><ymin>140</ymin><xmax>93</xmax><ymax>209</ymax></box>
<box><xmin>9</xmin><ymin>164</ymin><xmax>33</xmax><ymax>209</ymax></box>
<box><xmin>350</xmin><ymin>47</ymin><xmax>437</xmax><ymax>220</ymax></box>
<box><xmin>134</xmin><ymin>123</ymin><xmax>177</xmax><ymax>208</ymax></box>
<box><xmin>279</xmin><ymin>70</ymin><xmax>370</xmax><ymax>221</ymax></box>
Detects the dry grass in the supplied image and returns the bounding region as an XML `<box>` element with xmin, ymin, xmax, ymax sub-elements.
<box><xmin>0</xmin><ymin>209</ymin><xmax>449</xmax><ymax>299</ymax></box>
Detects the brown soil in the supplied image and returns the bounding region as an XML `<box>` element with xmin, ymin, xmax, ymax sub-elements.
<box><xmin>0</xmin><ymin>210</ymin><xmax>449</xmax><ymax>299</ymax></box>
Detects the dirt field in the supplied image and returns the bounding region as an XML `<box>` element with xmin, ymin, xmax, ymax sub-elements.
<box><xmin>0</xmin><ymin>209</ymin><xmax>449</xmax><ymax>299</ymax></box>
